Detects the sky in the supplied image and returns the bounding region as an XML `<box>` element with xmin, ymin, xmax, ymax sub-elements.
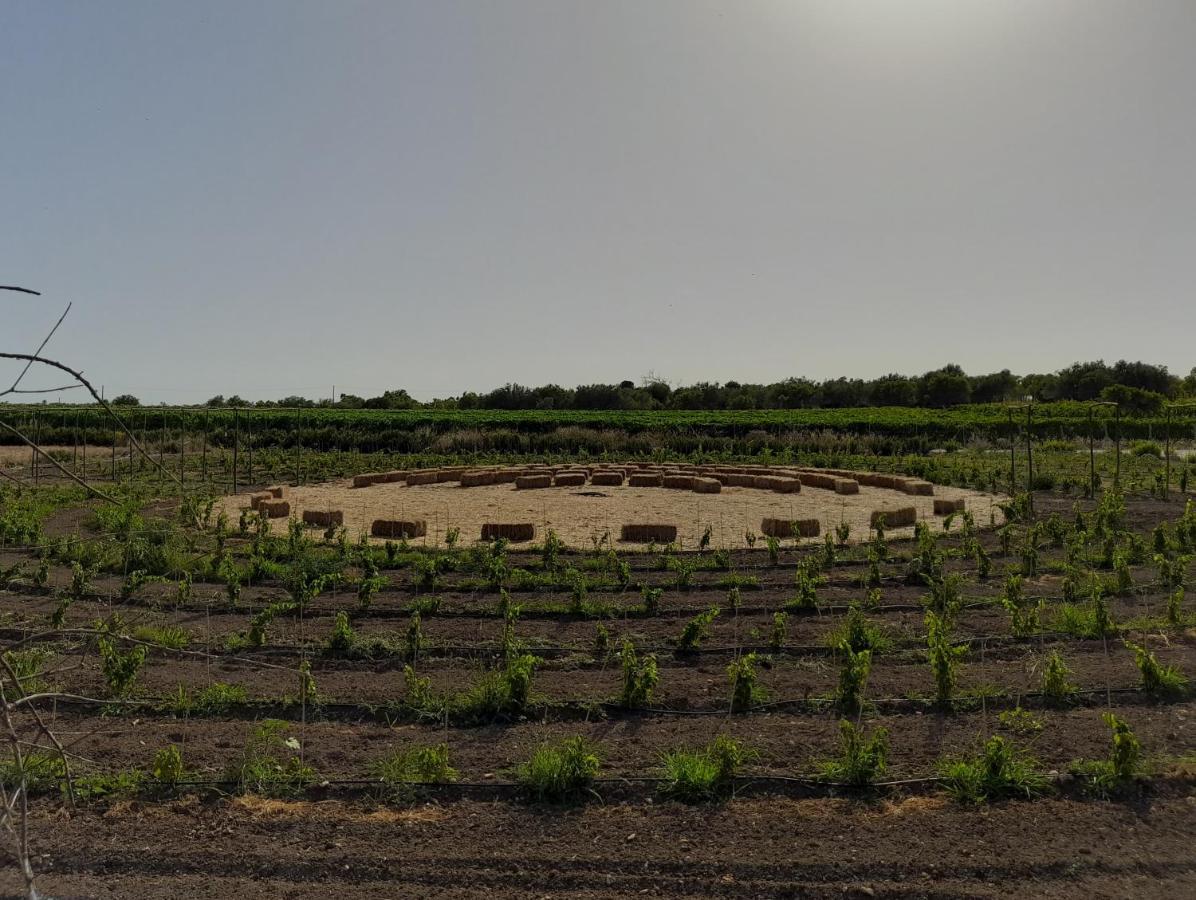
<box><xmin>3</xmin><ymin>0</ymin><xmax>1194</xmax><ymax>404</ymax></box>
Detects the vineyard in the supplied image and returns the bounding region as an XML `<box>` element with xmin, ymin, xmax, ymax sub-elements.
<box><xmin>1</xmin><ymin>443</ymin><xmax>1195</xmax><ymax>895</ymax></box>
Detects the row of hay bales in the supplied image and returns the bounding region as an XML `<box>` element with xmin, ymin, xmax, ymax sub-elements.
<box><xmin>797</xmin><ymin>467</ymin><xmax>934</xmax><ymax>497</ymax></box>
<box><xmin>345</xmin><ymin>461</ymin><xmax>942</xmax><ymax>506</ymax></box>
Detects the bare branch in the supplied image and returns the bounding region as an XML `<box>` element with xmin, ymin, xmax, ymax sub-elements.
<box><xmin>3</xmin><ymin>301</ymin><xmax>72</xmax><ymax>396</ymax></box>
<box><xmin>0</xmin><ymin>287</ymin><xmax>41</xmax><ymax>296</ymax></box>
<box><xmin>7</xmin><ymin>384</ymin><xmax>84</xmax><ymax>395</ymax></box>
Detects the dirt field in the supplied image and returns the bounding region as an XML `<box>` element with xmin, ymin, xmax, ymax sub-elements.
<box><xmin>219</xmin><ymin>476</ymin><xmax>998</xmax><ymax>549</ymax></box>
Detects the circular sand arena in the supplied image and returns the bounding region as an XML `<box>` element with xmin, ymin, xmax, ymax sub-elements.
<box><xmin>222</xmin><ymin>464</ymin><xmax>1004</xmax><ymax>549</ymax></box>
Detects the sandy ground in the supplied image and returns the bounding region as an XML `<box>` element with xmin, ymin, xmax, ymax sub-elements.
<box><xmin>220</xmin><ymin>476</ymin><xmax>1002</xmax><ymax>549</ymax></box>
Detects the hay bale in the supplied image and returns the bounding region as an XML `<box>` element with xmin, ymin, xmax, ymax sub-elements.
<box><xmin>371</xmin><ymin>519</ymin><xmax>427</xmax><ymax>539</ymax></box>
<box><xmin>870</xmin><ymin>507</ymin><xmax>917</xmax><ymax>529</ymax></box>
<box><xmin>302</xmin><ymin>509</ymin><xmax>344</xmax><ymax>528</ymax></box>
<box><xmin>265</xmin><ymin>485</ymin><xmax>286</xmax><ymax>498</ymax></box>
<box><xmin>662</xmin><ymin>475</ymin><xmax>695</xmax><ymax>490</ymax></box>
<box><xmin>771</xmin><ymin>477</ymin><xmax>801</xmax><ymax>494</ymax></box>
<box><xmin>591</xmin><ymin>471</ymin><xmax>624</xmax><ymax>486</ymax></box>
<box><xmin>619</xmin><ymin>524</ymin><xmax>678</xmax><ymax>543</ymax></box>
<box><xmin>515</xmin><ymin>474</ymin><xmax>553</xmax><ymax>490</ymax></box>
<box><xmin>492</xmin><ymin>469</ymin><xmax>521</xmax><ymax>483</ymax></box>
<box><xmin>798</xmin><ymin>471</ymin><xmax>837</xmax><ymax>490</ymax></box>
<box><xmin>406</xmin><ymin>471</ymin><xmax>439</xmax><ymax>486</ymax></box>
<box><xmin>933</xmin><ymin>498</ymin><xmax>966</xmax><ymax>516</ymax></box>
<box><xmin>692</xmin><ymin>477</ymin><xmax>722</xmax><ymax>494</ymax></box>
<box><xmin>480</xmin><ymin>522</ymin><xmax>535</xmax><ymax>542</ymax></box>
<box><xmin>460</xmin><ymin>470</ymin><xmax>495</xmax><ymax>487</ymax></box>
<box><xmin>628</xmin><ymin>472</ymin><xmax>663</xmax><ymax>487</ymax></box>
<box><xmin>725</xmin><ymin>473</ymin><xmax>757</xmax><ymax>488</ymax></box>
<box><xmin>351</xmin><ymin>473</ymin><xmax>384</xmax><ymax>488</ymax></box>
<box><xmin>760</xmin><ymin>517</ymin><xmax>821</xmax><ymax>539</ymax></box>
<box><xmin>258</xmin><ymin>499</ymin><xmax>291</xmax><ymax>519</ymax></box>
<box><xmin>249</xmin><ymin>492</ymin><xmax>272</xmax><ymax>510</ymax></box>
<box><xmin>900</xmin><ymin>479</ymin><xmax>935</xmax><ymax>497</ymax></box>
<box><xmin>382</xmin><ymin>471</ymin><xmax>408</xmax><ymax>483</ymax></box>
<box><xmin>554</xmin><ymin>472</ymin><xmax>587</xmax><ymax>487</ymax></box>
<box><xmin>834</xmin><ymin>479</ymin><xmax>860</xmax><ymax>495</ymax></box>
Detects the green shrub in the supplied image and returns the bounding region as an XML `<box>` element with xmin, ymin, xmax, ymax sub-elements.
<box><xmin>1069</xmin><ymin>713</ymin><xmax>1141</xmax><ymax>797</ymax></box>
<box><xmin>1040</xmin><ymin>651</ymin><xmax>1077</xmax><ymax>704</ymax></box>
<box><xmin>926</xmin><ymin>610</ymin><xmax>966</xmax><ymax>706</ymax></box>
<box><xmin>676</xmin><ymin>607</ymin><xmax>719</xmax><ymax>653</ymax></box>
<box><xmin>325</xmin><ymin>611</ymin><xmax>356</xmax><ymax>657</ymax></box>
<box><xmin>835</xmin><ymin>643</ymin><xmax>872</xmax><ymax>714</ymax></box>
<box><xmin>1126</xmin><ymin>641</ymin><xmax>1189</xmax><ymax>700</ymax></box>
<box><xmin>726</xmin><ymin>652</ymin><xmax>763</xmax><ymax>712</ymax></box>
<box><xmin>151</xmin><ymin>745</ymin><xmax>185</xmax><ymax>786</ymax></box>
<box><xmin>620</xmin><ymin>641</ymin><xmax>659</xmax><ymax>709</ymax></box>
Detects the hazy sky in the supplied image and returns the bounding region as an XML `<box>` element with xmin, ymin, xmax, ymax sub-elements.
<box><xmin>3</xmin><ymin>1</ymin><xmax>1194</xmax><ymax>404</ymax></box>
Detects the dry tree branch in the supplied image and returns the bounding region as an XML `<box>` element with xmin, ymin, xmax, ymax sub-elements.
<box><xmin>3</xmin><ymin>302</ymin><xmax>71</xmax><ymax>396</ymax></box>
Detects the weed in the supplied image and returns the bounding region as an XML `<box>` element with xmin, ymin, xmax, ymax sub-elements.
<box><xmin>997</xmin><ymin>707</ymin><xmax>1043</xmax><ymax>735</ymax></box>
<box><xmin>224</xmin><ymin>719</ymin><xmax>316</xmax><ymax>797</ymax></box>
<box><xmin>658</xmin><ymin>735</ymin><xmax>753</xmax><ymax>803</ymax></box>
<box><xmin>828</xmin><ymin>606</ymin><xmax>889</xmax><ymax>654</ymax></box>
<box><xmin>132</xmin><ymin>624</ymin><xmax>190</xmax><ymax>650</ymax></box>
<box><xmin>940</xmin><ymin>735</ymin><xmax>1049</xmax><ymax>803</ymax></box>
<box><xmin>374</xmin><ymin>743</ymin><xmax>458</xmax><ymax>786</ymax></box>
<box><xmin>818</xmin><ymin>720</ymin><xmax>888</xmax><ymax>787</ymax></box>
<box><xmin>517</xmin><ymin>736</ymin><xmax>600</xmax><ymax>802</ymax></box>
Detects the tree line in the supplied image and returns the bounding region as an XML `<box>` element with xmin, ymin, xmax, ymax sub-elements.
<box><xmin>102</xmin><ymin>360</ymin><xmax>1196</xmax><ymax>413</ymax></box>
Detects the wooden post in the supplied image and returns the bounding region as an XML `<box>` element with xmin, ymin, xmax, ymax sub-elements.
<box><xmin>1088</xmin><ymin>407</ymin><xmax>1096</xmax><ymax>499</ymax></box>
<box><xmin>1025</xmin><ymin>402</ymin><xmax>1034</xmax><ymax>515</ymax></box>
<box><xmin>1007</xmin><ymin>408</ymin><xmax>1016</xmax><ymax>497</ymax></box>
<box><xmin>295</xmin><ymin>407</ymin><xmax>301</xmax><ymax>486</ymax></box>
<box><xmin>232</xmin><ymin>407</ymin><xmax>240</xmax><ymax>494</ymax></box>
<box><xmin>1114</xmin><ymin>406</ymin><xmax>1121</xmax><ymax>490</ymax></box>
<box><xmin>1164</xmin><ymin>406</ymin><xmax>1172</xmax><ymax>501</ymax></box>
<box><xmin>201</xmin><ymin>411</ymin><xmax>209</xmax><ymax>484</ymax></box>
